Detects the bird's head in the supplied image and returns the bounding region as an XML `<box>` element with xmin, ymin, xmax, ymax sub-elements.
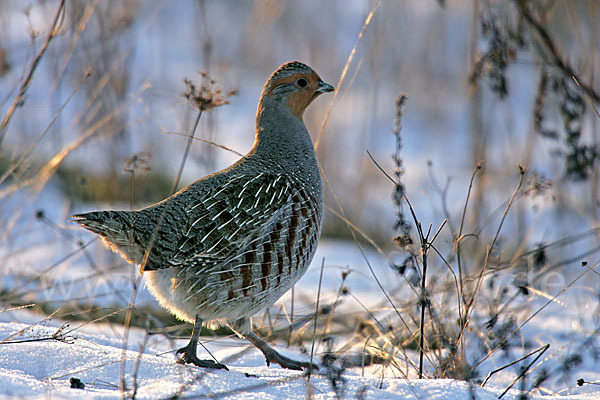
<box><xmin>261</xmin><ymin>61</ymin><xmax>334</xmax><ymax>120</ymax></box>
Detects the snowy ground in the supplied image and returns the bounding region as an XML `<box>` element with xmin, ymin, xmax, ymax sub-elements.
<box><xmin>0</xmin><ymin>316</ymin><xmax>595</xmax><ymax>400</ymax></box>
<box><xmin>1</xmin><ymin>238</ymin><xmax>600</xmax><ymax>399</ymax></box>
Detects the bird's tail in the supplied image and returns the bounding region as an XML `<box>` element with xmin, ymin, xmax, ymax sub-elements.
<box><xmin>72</xmin><ymin>210</ymin><xmax>129</xmax><ymax>238</ymax></box>
<box><xmin>72</xmin><ymin>210</ymin><xmax>143</xmax><ymax>264</ymax></box>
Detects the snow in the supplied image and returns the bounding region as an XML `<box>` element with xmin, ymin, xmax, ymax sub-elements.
<box><xmin>0</xmin><ymin>320</ymin><xmax>586</xmax><ymax>400</ymax></box>
<box><xmin>0</xmin><ymin>239</ymin><xmax>599</xmax><ymax>399</ymax></box>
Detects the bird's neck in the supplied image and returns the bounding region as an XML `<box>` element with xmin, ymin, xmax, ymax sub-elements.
<box><xmin>251</xmin><ymin>96</ymin><xmax>318</xmax><ymax>177</ymax></box>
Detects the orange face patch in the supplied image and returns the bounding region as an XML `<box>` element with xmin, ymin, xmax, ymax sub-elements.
<box><xmin>266</xmin><ymin>70</ymin><xmax>323</xmax><ymax>119</ymax></box>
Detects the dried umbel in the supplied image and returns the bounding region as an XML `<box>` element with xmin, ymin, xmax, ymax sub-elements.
<box><xmin>182</xmin><ymin>71</ymin><xmax>238</xmax><ymax>112</ymax></box>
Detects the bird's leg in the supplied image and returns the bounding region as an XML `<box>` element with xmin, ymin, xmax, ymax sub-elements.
<box><xmin>233</xmin><ymin>318</ymin><xmax>318</xmax><ymax>371</ymax></box>
<box><xmin>176</xmin><ymin>315</ymin><xmax>228</xmax><ymax>370</ymax></box>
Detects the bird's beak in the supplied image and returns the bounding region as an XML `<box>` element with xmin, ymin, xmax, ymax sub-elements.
<box><xmin>316</xmin><ymin>81</ymin><xmax>335</xmax><ymax>94</ymax></box>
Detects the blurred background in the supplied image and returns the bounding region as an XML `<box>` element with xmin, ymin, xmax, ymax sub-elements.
<box><xmin>1</xmin><ymin>0</ymin><xmax>600</xmax><ymax>390</ymax></box>
<box><xmin>1</xmin><ymin>0</ymin><xmax>598</xmax><ymax>245</ymax></box>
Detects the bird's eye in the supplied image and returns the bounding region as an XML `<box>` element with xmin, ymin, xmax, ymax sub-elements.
<box><xmin>296</xmin><ymin>78</ymin><xmax>308</xmax><ymax>88</ymax></box>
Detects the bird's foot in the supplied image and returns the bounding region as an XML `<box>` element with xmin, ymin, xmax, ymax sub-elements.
<box><xmin>176</xmin><ymin>346</ymin><xmax>229</xmax><ymax>371</ymax></box>
<box><xmin>245</xmin><ymin>331</ymin><xmax>318</xmax><ymax>371</ymax></box>
<box><xmin>260</xmin><ymin>347</ymin><xmax>319</xmax><ymax>371</ymax></box>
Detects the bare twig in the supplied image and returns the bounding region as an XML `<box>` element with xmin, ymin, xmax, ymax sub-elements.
<box><xmin>53</xmin><ymin>0</ymin><xmax>99</xmax><ymax>90</ymax></box>
<box><xmin>481</xmin><ymin>344</ymin><xmax>549</xmax><ymax>393</ymax></box>
<box><xmin>119</xmin><ymin>272</ymin><xmax>144</xmax><ymax>394</ymax></box>
<box><xmin>572</xmin><ymin>76</ymin><xmax>600</xmax><ymax>119</ymax></box>
<box><xmin>418</xmin><ymin>219</ymin><xmax>446</xmax><ymax>379</ymax></box>
<box><xmin>0</xmin><ymin>70</ymin><xmax>90</xmax><ymax>186</ymax></box>
<box><xmin>417</xmin><ymin>231</ymin><xmax>428</xmax><ymax>380</ymax></box>
<box><xmin>131</xmin><ymin>326</ymin><xmax>150</xmax><ymax>399</ymax></box>
<box><xmin>457</xmin><ymin>166</ymin><xmax>525</xmax><ymax>347</ymax></box>
<box><xmin>454</xmin><ymin>162</ymin><xmax>482</xmax><ymax>365</ymax></box>
<box><xmin>366</xmin><ymin>147</ymin><xmax>448</xmax><ymax>379</ymax></box>
<box><xmin>171</xmin><ymin>111</ymin><xmax>203</xmax><ymax>194</ymax></box>
<box><xmin>514</xmin><ymin>0</ymin><xmax>599</xmax><ymax>103</ymax></box>
<box><xmin>497</xmin><ymin>344</ymin><xmax>549</xmax><ymax>398</ymax></box>
<box><xmin>1</xmin><ymin>322</ymin><xmax>75</xmax><ymax>345</ymax></box>
<box><xmin>0</xmin><ymin>0</ymin><xmax>66</xmax><ymax>145</ymax></box>
<box><xmin>171</xmin><ymin>74</ymin><xmax>237</xmax><ymax>193</ymax></box>
<box><xmin>314</xmin><ymin>0</ymin><xmax>380</xmax><ymax>149</ymax></box>
<box><xmin>456</xmin><ymin>163</ymin><xmax>483</xmax><ymax>305</ymax></box>
<box><xmin>163</xmin><ymin>131</ymin><xmax>243</xmax><ymax>157</ymax></box>
<box><xmin>308</xmin><ymin>257</ymin><xmax>325</xmax><ymax>381</ymax></box>
<box><xmin>474</xmin><ymin>261</ymin><xmax>598</xmax><ymax>369</ymax></box>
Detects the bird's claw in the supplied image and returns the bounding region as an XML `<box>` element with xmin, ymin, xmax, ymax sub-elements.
<box><xmin>176</xmin><ymin>347</ymin><xmax>229</xmax><ymax>371</ymax></box>
<box><xmin>261</xmin><ymin>350</ymin><xmax>319</xmax><ymax>372</ymax></box>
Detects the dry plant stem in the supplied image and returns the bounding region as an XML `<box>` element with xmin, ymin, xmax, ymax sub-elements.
<box><xmin>163</xmin><ymin>131</ymin><xmax>243</xmax><ymax>157</ymax></box>
<box><xmin>488</xmin><ymin>228</ymin><xmax>599</xmax><ymax>275</ymax></box>
<box><xmin>0</xmin><ymin>304</ymin><xmax>35</xmax><ymax>314</ymax></box>
<box><xmin>324</xmin><ymin>203</ymin><xmax>386</xmax><ymax>256</ymax></box>
<box><xmin>364</xmin><ymin>150</ymin><xmax>421</xmax><ymax>295</ymax></box>
<box><xmin>417</xmin><ymin>229</ymin><xmax>427</xmax><ymax>379</ymax></box>
<box><xmin>131</xmin><ymin>329</ymin><xmax>150</xmax><ymax>399</ymax></box>
<box><xmin>138</xmin><ymin>110</ymin><xmax>207</xmax><ymax>274</ymax></box>
<box><xmin>416</xmin><ymin>219</ymin><xmax>447</xmax><ymax>379</ymax></box>
<box><xmin>129</xmin><ymin>171</ymin><xmax>134</xmax><ymax>211</ymax></box>
<box><xmin>0</xmin><ymin>0</ymin><xmax>66</xmax><ymax>145</ymax></box>
<box><xmin>455</xmin><ymin>164</ymin><xmax>482</xmax><ymax>363</ymax></box>
<box><xmin>428</xmin><ymin>243</ymin><xmax>464</xmax><ymax>373</ymax></box>
<box><xmin>474</xmin><ymin>261</ymin><xmax>598</xmax><ymax>369</ymax></box>
<box><xmin>339</xmin><ymin>58</ymin><xmax>364</xmax><ymax>101</ymax></box>
<box><xmin>3</xmin><ymin>240</ymin><xmax>96</xmax><ymax>300</ymax></box>
<box><xmin>579</xmin><ymin>380</ymin><xmax>600</xmax><ymax>387</ymax></box>
<box><xmin>481</xmin><ymin>344</ymin><xmax>549</xmax><ymax>392</ymax></box>
<box><xmin>48</xmin><ymin>352</ymin><xmax>153</xmax><ymax>382</ymax></box>
<box><xmin>63</xmin><ymin>308</ymin><xmax>124</xmax><ymax>337</ymax></box>
<box><xmin>171</xmin><ymin>111</ymin><xmax>203</xmax><ymax>194</ymax></box>
<box><xmin>288</xmin><ymin>285</ymin><xmax>294</xmax><ymax>347</ymax></box>
<box><xmin>0</xmin><ymin>71</ymin><xmax>89</xmax><ymax>186</ymax></box>
<box><xmin>366</xmin><ymin>149</ymin><xmax>447</xmax><ymax>378</ymax></box>
<box><xmin>307</xmin><ymin>258</ymin><xmax>325</xmax><ymax>382</ymax></box>
<box><xmin>322</xmin><ymin>271</ymin><xmax>350</xmax><ymax>338</ymax></box>
<box><xmin>0</xmin><ymin>323</ymin><xmax>73</xmax><ymax>345</ymax></box>
<box><xmin>0</xmin><ymin>100</ymin><xmax>129</xmax><ymax>199</ymax></box>
<box><xmin>513</xmin><ymin>0</ymin><xmax>600</xmax><ymax>103</ymax></box>
<box><xmin>73</xmin><ymin>8</ymin><xmax>157</xmax><ymax>131</ymax></box>
<box><xmin>119</xmin><ymin>271</ymin><xmax>144</xmax><ymax>394</ymax></box>
<box><xmin>48</xmin><ymin>362</ymin><xmax>117</xmax><ymax>382</ymax></box>
<box><xmin>427</xmin><ymin>166</ymin><xmax>455</xmax><ymax>234</ymax></box>
<box><xmin>365</xmin><ymin>154</ymin><xmax>427</xmax><ymax>310</ymax></box>
<box><xmin>314</xmin><ymin>0</ymin><xmax>380</xmax><ymax>150</ymax></box>
<box><xmin>457</xmin><ymin>168</ymin><xmax>524</xmax><ymax>348</ymax></box>
<box><xmin>362</xmin><ymin>337</ymin><xmax>370</xmax><ymax>377</ymax></box>
<box><xmin>456</xmin><ymin>164</ymin><xmax>482</xmax><ymax>306</ymax></box>
<box><xmin>497</xmin><ymin>344</ymin><xmax>549</xmax><ymax>399</ymax></box>
<box><xmin>1</xmin><ymin>309</ymin><xmax>61</xmax><ymax>344</ymax></box>
<box><xmin>30</xmin><ymin>214</ymin><xmax>128</xmax><ymax>306</ymax></box>
<box><xmin>346</xmin><ymin>290</ymin><xmax>420</xmax><ymax>375</ymax></box>
<box><xmin>321</xmin><ymin>163</ymin><xmax>418</xmax><ymax>346</ymax></box>
<box><xmin>53</xmin><ymin>0</ymin><xmax>99</xmax><ymax>90</ymax></box>
<box><xmin>358</xmin><ymin>240</ymin><xmax>414</xmax><ymax>341</ymax></box>
<box><xmin>472</xmin><ymin>170</ymin><xmax>524</xmax><ymax>298</ymax></box>
<box><xmin>572</xmin><ymin>76</ymin><xmax>600</xmax><ymax>119</ymax></box>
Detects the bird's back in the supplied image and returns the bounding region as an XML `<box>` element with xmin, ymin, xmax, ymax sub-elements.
<box><xmin>74</xmin><ymin>60</ymin><xmax>330</xmax><ymax>323</ymax></box>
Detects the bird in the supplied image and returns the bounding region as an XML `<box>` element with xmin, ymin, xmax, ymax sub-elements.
<box><xmin>73</xmin><ymin>61</ymin><xmax>334</xmax><ymax>371</ymax></box>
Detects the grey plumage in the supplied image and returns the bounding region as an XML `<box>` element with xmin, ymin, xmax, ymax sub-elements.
<box><xmin>73</xmin><ymin>61</ymin><xmax>333</xmax><ymax>370</ymax></box>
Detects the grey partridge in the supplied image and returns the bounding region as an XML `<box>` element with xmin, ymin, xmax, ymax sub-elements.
<box><xmin>73</xmin><ymin>61</ymin><xmax>334</xmax><ymax>371</ymax></box>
